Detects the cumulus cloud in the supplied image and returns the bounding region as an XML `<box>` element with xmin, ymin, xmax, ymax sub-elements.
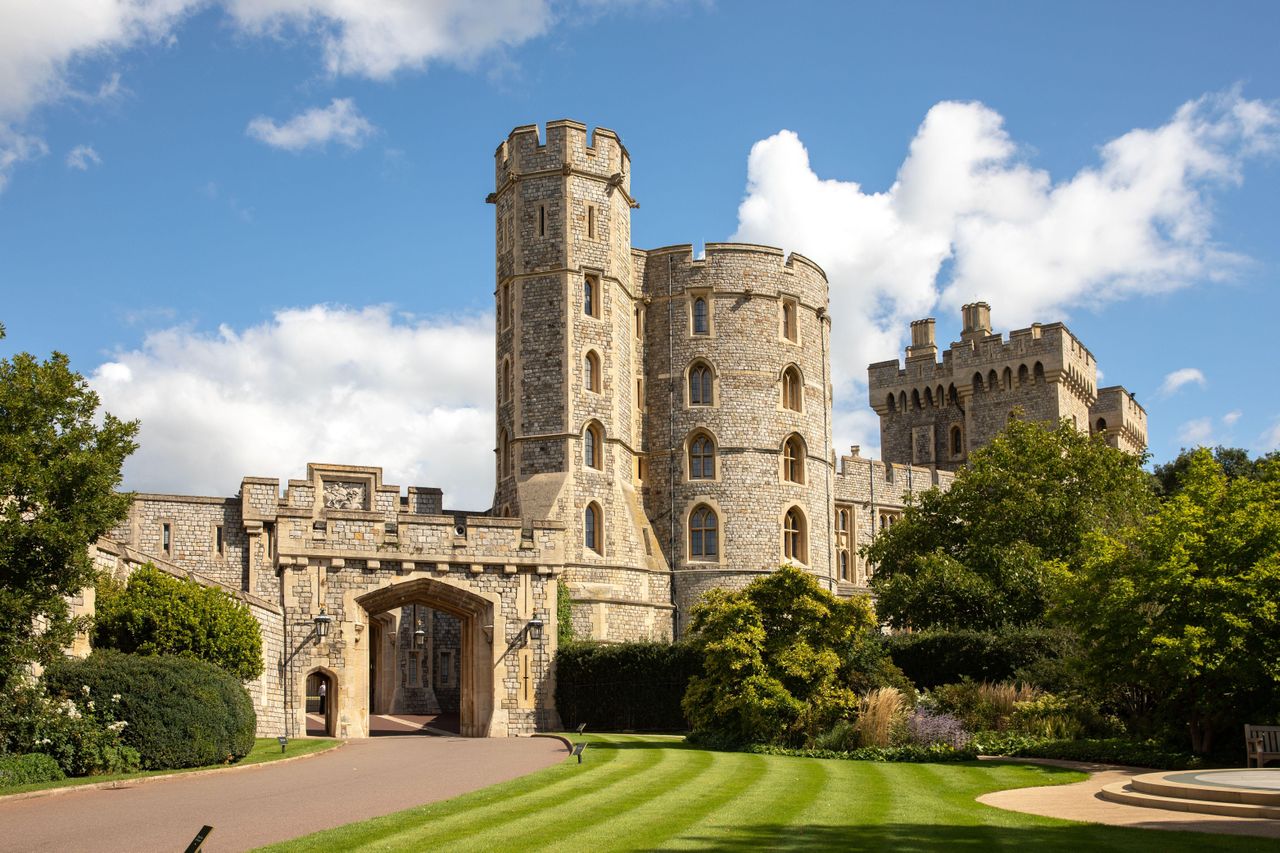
<box><xmin>65</xmin><ymin>143</ymin><xmax>101</xmax><ymax>170</ymax></box>
<box><xmin>732</xmin><ymin>90</ymin><xmax>1278</xmax><ymax>455</ymax></box>
<box><xmin>0</xmin><ymin>124</ymin><xmax>47</xmax><ymax>190</ymax></box>
<box><xmin>1158</xmin><ymin>367</ymin><xmax>1208</xmax><ymax>397</ymax></box>
<box><xmin>1223</xmin><ymin>410</ymin><xmax>1243</xmax><ymax>427</ymax></box>
<box><xmin>1177</xmin><ymin>417</ymin><xmax>1215</xmax><ymax>446</ymax></box>
<box><xmin>246</xmin><ymin>97</ymin><xmax>375</xmax><ymax>151</ymax></box>
<box><xmin>90</xmin><ymin>305</ymin><xmax>498</xmax><ymax>509</ymax></box>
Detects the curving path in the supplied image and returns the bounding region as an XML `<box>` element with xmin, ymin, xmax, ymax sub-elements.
<box><xmin>0</xmin><ymin>735</ymin><xmax>567</xmax><ymax>853</ymax></box>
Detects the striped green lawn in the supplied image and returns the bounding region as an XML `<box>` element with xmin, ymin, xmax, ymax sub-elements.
<box><xmin>259</xmin><ymin>734</ymin><xmax>1266</xmax><ymax>852</ymax></box>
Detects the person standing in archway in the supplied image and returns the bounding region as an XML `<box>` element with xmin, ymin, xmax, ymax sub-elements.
<box><xmin>318</xmin><ymin>680</ymin><xmax>327</xmax><ymax>715</ymax></box>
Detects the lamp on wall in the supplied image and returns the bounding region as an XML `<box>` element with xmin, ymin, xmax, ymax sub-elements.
<box><xmin>413</xmin><ymin>603</ymin><xmax>426</xmax><ymax>648</ymax></box>
<box><xmin>313</xmin><ymin>607</ymin><xmax>333</xmax><ymax>643</ymax></box>
<box><xmin>527</xmin><ymin>615</ymin><xmax>544</xmax><ymax>642</ymax></box>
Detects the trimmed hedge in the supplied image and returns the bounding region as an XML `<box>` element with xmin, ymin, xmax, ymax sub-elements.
<box><xmin>43</xmin><ymin>651</ymin><xmax>255</xmax><ymax>770</ymax></box>
<box><xmin>556</xmin><ymin>642</ymin><xmax>700</xmax><ymax>732</ymax></box>
<box><xmin>0</xmin><ymin>753</ymin><xmax>65</xmax><ymax>787</ymax></box>
<box><xmin>885</xmin><ymin>627</ymin><xmax>1069</xmax><ymax>689</ymax></box>
<box><xmin>1017</xmin><ymin>737</ymin><xmax>1207</xmax><ymax>770</ymax></box>
<box><xmin>745</xmin><ymin>742</ymin><xmax>979</xmax><ymax>763</ymax></box>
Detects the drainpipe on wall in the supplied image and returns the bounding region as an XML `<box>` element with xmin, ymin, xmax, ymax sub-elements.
<box><xmin>667</xmin><ymin>254</ymin><xmax>679</xmax><ymax>635</ymax></box>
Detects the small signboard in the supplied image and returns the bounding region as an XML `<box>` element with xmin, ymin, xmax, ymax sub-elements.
<box><xmin>184</xmin><ymin>825</ymin><xmax>214</xmax><ymax>853</ymax></box>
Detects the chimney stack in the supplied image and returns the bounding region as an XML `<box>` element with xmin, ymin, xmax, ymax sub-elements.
<box><xmin>961</xmin><ymin>302</ymin><xmax>992</xmax><ymax>341</ymax></box>
<box><xmin>907</xmin><ymin>318</ymin><xmax>937</xmax><ymax>360</ymax></box>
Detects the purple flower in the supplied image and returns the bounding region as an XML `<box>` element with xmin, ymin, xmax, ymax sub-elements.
<box><xmin>907</xmin><ymin>710</ymin><xmax>970</xmax><ymax>749</ymax></box>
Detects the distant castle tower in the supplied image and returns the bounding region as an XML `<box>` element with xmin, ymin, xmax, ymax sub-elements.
<box><xmin>490</xmin><ymin>121</ymin><xmax>671</xmax><ymax>642</ymax></box>
<box><xmin>868</xmin><ymin>302</ymin><xmax>1148</xmax><ymax>470</ymax></box>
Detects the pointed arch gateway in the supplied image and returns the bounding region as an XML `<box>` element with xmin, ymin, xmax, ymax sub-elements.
<box><xmin>355</xmin><ymin>578</ymin><xmax>501</xmax><ymax>738</ymax></box>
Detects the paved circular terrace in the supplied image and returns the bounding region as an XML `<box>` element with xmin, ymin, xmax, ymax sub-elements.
<box><xmin>1168</xmin><ymin>769</ymin><xmax>1280</xmax><ymax>791</ymax></box>
<box><xmin>0</xmin><ymin>734</ymin><xmax>567</xmax><ymax>853</ymax></box>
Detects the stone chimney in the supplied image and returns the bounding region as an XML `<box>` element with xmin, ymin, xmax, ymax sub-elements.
<box><xmin>961</xmin><ymin>302</ymin><xmax>992</xmax><ymax>341</ymax></box>
<box><xmin>907</xmin><ymin>318</ymin><xmax>937</xmax><ymax>360</ymax></box>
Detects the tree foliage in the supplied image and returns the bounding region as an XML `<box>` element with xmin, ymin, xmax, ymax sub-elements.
<box><xmin>682</xmin><ymin>566</ymin><xmax>883</xmax><ymax>746</ymax></box>
<box><xmin>1153</xmin><ymin>444</ymin><xmax>1279</xmax><ymax>496</ymax></box>
<box><xmin>0</xmin><ymin>331</ymin><xmax>138</xmax><ymax>691</ymax></box>
<box><xmin>94</xmin><ymin>564</ymin><xmax>264</xmax><ymax>681</ymax></box>
<box><xmin>1055</xmin><ymin>449</ymin><xmax>1280</xmax><ymax>753</ymax></box>
<box><xmin>866</xmin><ymin>416</ymin><xmax>1153</xmax><ymax>629</ymax></box>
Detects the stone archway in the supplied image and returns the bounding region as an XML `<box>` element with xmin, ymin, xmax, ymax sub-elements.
<box><xmin>355</xmin><ymin>578</ymin><xmax>500</xmax><ymax>738</ymax></box>
<box><xmin>304</xmin><ymin>667</ymin><xmax>338</xmax><ymax>737</ymax></box>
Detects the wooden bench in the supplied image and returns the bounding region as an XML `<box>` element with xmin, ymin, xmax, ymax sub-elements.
<box><xmin>1245</xmin><ymin>725</ymin><xmax>1280</xmax><ymax>768</ymax></box>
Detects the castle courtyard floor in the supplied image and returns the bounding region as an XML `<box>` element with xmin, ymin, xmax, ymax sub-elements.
<box><xmin>0</xmin><ymin>734</ymin><xmax>567</xmax><ymax>853</ymax></box>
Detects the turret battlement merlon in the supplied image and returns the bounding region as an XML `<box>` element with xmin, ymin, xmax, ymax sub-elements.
<box><xmin>491</xmin><ymin>121</ymin><xmax>633</xmax><ymax>205</ymax></box>
<box><xmin>638</xmin><ymin>242</ymin><xmax>827</xmax><ymax>291</ymax></box>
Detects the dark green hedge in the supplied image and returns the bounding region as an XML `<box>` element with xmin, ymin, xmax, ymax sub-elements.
<box><xmin>556</xmin><ymin>642</ymin><xmax>700</xmax><ymax>732</ymax></box>
<box><xmin>43</xmin><ymin>651</ymin><xmax>255</xmax><ymax>770</ymax></box>
<box><xmin>884</xmin><ymin>627</ymin><xmax>1070</xmax><ymax>689</ymax></box>
<box><xmin>0</xmin><ymin>753</ymin><xmax>65</xmax><ymax>787</ymax></box>
<box><xmin>745</xmin><ymin>742</ymin><xmax>979</xmax><ymax>763</ymax></box>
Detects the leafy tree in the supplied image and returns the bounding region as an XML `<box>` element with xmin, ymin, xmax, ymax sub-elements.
<box><xmin>1153</xmin><ymin>445</ymin><xmax>1279</xmax><ymax>496</ymax></box>
<box><xmin>1056</xmin><ymin>449</ymin><xmax>1280</xmax><ymax>753</ymax></box>
<box><xmin>682</xmin><ymin>566</ymin><xmax>880</xmax><ymax>746</ymax></box>
<box><xmin>0</xmin><ymin>328</ymin><xmax>138</xmax><ymax>691</ymax></box>
<box><xmin>94</xmin><ymin>564</ymin><xmax>264</xmax><ymax>681</ymax></box>
<box><xmin>866</xmin><ymin>416</ymin><xmax>1153</xmax><ymax>629</ymax></box>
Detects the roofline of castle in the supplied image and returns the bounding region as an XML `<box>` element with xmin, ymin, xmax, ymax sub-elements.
<box><xmin>634</xmin><ymin>242</ymin><xmax>828</xmax><ymax>281</ymax></box>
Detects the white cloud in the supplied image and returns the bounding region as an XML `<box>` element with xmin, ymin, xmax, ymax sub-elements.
<box><xmin>1177</xmin><ymin>417</ymin><xmax>1215</xmax><ymax>446</ymax></box>
<box><xmin>0</xmin><ymin>124</ymin><xmax>47</xmax><ymax>190</ymax></box>
<box><xmin>1222</xmin><ymin>410</ymin><xmax>1243</xmax><ymax>427</ymax></box>
<box><xmin>246</xmin><ymin>97</ymin><xmax>375</xmax><ymax>151</ymax></box>
<box><xmin>65</xmin><ymin>143</ymin><xmax>101</xmax><ymax>170</ymax></box>
<box><xmin>90</xmin><ymin>305</ymin><xmax>498</xmax><ymax>509</ymax></box>
<box><xmin>1158</xmin><ymin>367</ymin><xmax>1208</xmax><ymax>397</ymax></box>
<box><xmin>1260</xmin><ymin>419</ymin><xmax>1280</xmax><ymax>452</ymax></box>
<box><xmin>732</xmin><ymin>90</ymin><xmax>1278</xmax><ymax>456</ymax></box>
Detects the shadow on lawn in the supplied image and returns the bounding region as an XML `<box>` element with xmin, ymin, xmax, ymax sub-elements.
<box><xmin>669</xmin><ymin>822</ymin><xmax>1250</xmax><ymax>852</ymax></box>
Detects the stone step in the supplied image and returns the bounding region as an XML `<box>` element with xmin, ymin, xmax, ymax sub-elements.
<box><xmin>1100</xmin><ymin>781</ymin><xmax>1280</xmax><ymax>819</ymax></box>
<box><xmin>1132</xmin><ymin>773</ymin><xmax>1280</xmax><ymax>807</ymax></box>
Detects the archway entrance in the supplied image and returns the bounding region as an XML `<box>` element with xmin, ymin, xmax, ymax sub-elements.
<box><xmin>305</xmin><ymin>669</ymin><xmax>337</xmax><ymax>737</ymax></box>
<box><xmin>355</xmin><ymin>577</ymin><xmax>498</xmax><ymax>738</ymax></box>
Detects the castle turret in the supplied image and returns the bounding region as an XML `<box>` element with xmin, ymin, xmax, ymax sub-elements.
<box><xmin>490</xmin><ymin>121</ymin><xmax>670</xmax><ymax>642</ymax></box>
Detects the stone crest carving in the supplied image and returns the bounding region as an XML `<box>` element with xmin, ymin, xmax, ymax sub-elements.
<box><xmin>323</xmin><ymin>481</ymin><xmax>367</xmax><ymax>510</ymax></box>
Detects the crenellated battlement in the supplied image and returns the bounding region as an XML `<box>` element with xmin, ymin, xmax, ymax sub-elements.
<box><xmin>637</xmin><ymin>242</ymin><xmax>828</xmax><ymax>308</ymax></box>
<box><xmin>493</xmin><ymin>120</ymin><xmax>631</xmax><ymax>200</ymax></box>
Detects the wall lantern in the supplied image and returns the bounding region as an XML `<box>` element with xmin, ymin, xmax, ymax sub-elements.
<box><xmin>527</xmin><ymin>616</ymin><xmax>544</xmax><ymax>642</ymax></box>
<box><xmin>313</xmin><ymin>607</ymin><xmax>333</xmax><ymax>643</ymax></box>
<box><xmin>413</xmin><ymin>603</ymin><xmax>426</xmax><ymax>648</ymax></box>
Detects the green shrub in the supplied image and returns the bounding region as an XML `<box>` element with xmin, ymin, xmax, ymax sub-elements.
<box><xmin>745</xmin><ymin>742</ymin><xmax>978</xmax><ymax>762</ymax></box>
<box><xmin>43</xmin><ymin>651</ymin><xmax>255</xmax><ymax>770</ymax></box>
<box><xmin>1015</xmin><ymin>737</ymin><xmax>1207</xmax><ymax>770</ymax></box>
<box><xmin>885</xmin><ymin>627</ymin><xmax>1070</xmax><ymax>689</ymax></box>
<box><xmin>556</xmin><ymin>641</ymin><xmax>700</xmax><ymax>731</ymax></box>
<box><xmin>0</xmin><ymin>753</ymin><xmax>65</xmax><ymax>787</ymax></box>
<box><xmin>556</xmin><ymin>581</ymin><xmax>575</xmax><ymax>646</ymax></box>
<box><xmin>0</xmin><ymin>681</ymin><xmax>139</xmax><ymax>777</ymax></box>
<box><xmin>94</xmin><ymin>564</ymin><xmax>264</xmax><ymax>681</ymax></box>
<box><xmin>928</xmin><ymin>681</ymin><xmax>1039</xmax><ymax>732</ymax></box>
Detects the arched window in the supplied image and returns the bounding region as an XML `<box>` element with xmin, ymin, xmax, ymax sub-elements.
<box><xmin>583</xmin><ymin>275</ymin><xmax>600</xmax><ymax>318</ymax></box>
<box><xmin>924</xmin><ymin>387</ymin><xmax>934</xmax><ymax>408</ymax></box>
<box><xmin>584</xmin><ymin>422</ymin><xmax>603</xmax><ymax>469</ymax></box>
<box><xmin>1034</xmin><ymin>361</ymin><xmax>1045</xmax><ymax>382</ymax></box>
<box><xmin>1095</xmin><ymin>418</ymin><xmax>1107</xmax><ymax>433</ymax></box>
<box><xmin>950</xmin><ymin>424</ymin><xmax>963</xmax><ymax>457</ymax></box>
<box><xmin>781</xmin><ymin>299</ymin><xmax>798</xmax><ymax>342</ymax></box>
<box><xmin>689</xmin><ymin>361</ymin><xmax>713</xmax><ymax>406</ymax></box>
<box><xmin>499</xmin><ymin>429</ymin><xmax>512</xmax><ymax>478</ymax></box>
<box><xmin>1003</xmin><ymin>367</ymin><xmax>1013</xmax><ymax>390</ymax></box>
<box><xmin>782</xmin><ymin>434</ymin><xmax>806</xmax><ymax>484</ymax></box>
<box><xmin>584</xmin><ymin>502</ymin><xmax>602</xmax><ymax>553</ymax></box>
<box><xmin>1018</xmin><ymin>364</ymin><xmax>1029</xmax><ymax>386</ymax></box>
<box><xmin>783</xmin><ymin>507</ymin><xmax>807</xmax><ymax>563</ymax></box>
<box><xmin>837</xmin><ymin>507</ymin><xmax>849</xmax><ymax>532</ymax></box>
<box><xmin>911</xmin><ymin>388</ymin><xmax>921</xmax><ymax>409</ymax></box>
<box><xmin>948</xmin><ymin>384</ymin><xmax>958</xmax><ymax>405</ymax></box>
<box><xmin>584</xmin><ymin>351</ymin><xmax>601</xmax><ymax>393</ymax></box>
<box><xmin>692</xmin><ymin>297</ymin><xmax>709</xmax><ymax>335</ymax></box>
<box><xmin>689</xmin><ymin>505</ymin><xmax>718</xmax><ymax>560</ymax></box>
<box><xmin>782</xmin><ymin>366</ymin><xmax>803</xmax><ymax>411</ymax></box>
<box><xmin>973</xmin><ymin>372</ymin><xmax>984</xmax><ymax>392</ymax></box>
<box><xmin>898</xmin><ymin>391</ymin><xmax>907</xmax><ymax>411</ymax></box>
<box><xmin>839</xmin><ymin>549</ymin><xmax>850</xmax><ymax>581</ymax></box>
<box><xmin>502</xmin><ymin>359</ymin><xmax>512</xmax><ymax>402</ymax></box>
<box><xmin>689</xmin><ymin>433</ymin><xmax>716</xmax><ymax>480</ymax></box>
<box><xmin>886</xmin><ymin>393</ymin><xmax>896</xmax><ymax>412</ymax></box>
<box><xmin>987</xmin><ymin>369</ymin><xmax>999</xmax><ymax>391</ymax></box>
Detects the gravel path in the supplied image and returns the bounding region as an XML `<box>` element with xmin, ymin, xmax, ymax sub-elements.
<box><xmin>0</xmin><ymin>735</ymin><xmax>567</xmax><ymax>853</ymax></box>
<box><xmin>977</xmin><ymin>758</ymin><xmax>1280</xmax><ymax>841</ymax></box>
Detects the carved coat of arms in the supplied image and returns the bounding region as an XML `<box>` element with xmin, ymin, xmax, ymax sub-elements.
<box><xmin>323</xmin><ymin>481</ymin><xmax>367</xmax><ymax>510</ymax></box>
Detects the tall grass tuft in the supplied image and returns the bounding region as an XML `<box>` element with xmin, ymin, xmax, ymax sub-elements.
<box><xmin>854</xmin><ymin>687</ymin><xmax>905</xmax><ymax>748</ymax></box>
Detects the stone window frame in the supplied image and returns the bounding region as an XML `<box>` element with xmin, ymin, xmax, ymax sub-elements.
<box><xmin>685</xmin><ymin>429</ymin><xmax>719</xmax><ymax>482</ymax></box>
<box><xmin>583</xmin><ymin>272</ymin><xmax>603</xmax><ymax>321</ymax></box>
<box><xmin>686</xmin><ymin>501</ymin><xmax>722</xmax><ymax>564</ymax></box>
<box><xmin>780</xmin><ymin>364</ymin><xmax>804</xmax><ymax>413</ymax></box>
<box><xmin>781</xmin><ymin>505</ymin><xmax>809</xmax><ymax>566</ymax></box>
<box><xmin>500</xmin><ymin>281</ymin><xmax>513</xmax><ymax>331</ymax></box>
<box><xmin>501</xmin><ymin>357</ymin><xmax>513</xmax><ymax>403</ymax></box>
<box><xmin>586</xmin><ymin>203</ymin><xmax>599</xmax><ymax>240</ymax></box>
<box><xmin>537</xmin><ymin>204</ymin><xmax>548</xmax><ymax>238</ymax></box>
<box><xmin>687</xmin><ymin>290</ymin><xmax>714</xmax><ymax>337</ymax></box>
<box><xmin>779</xmin><ymin>295</ymin><xmax>800</xmax><ymax>345</ymax></box>
<box><xmin>499</xmin><ymin>428</ymin><xmax>513</xmax><ymax>479</ymax></box>
<box><xmin>160</xmin><ymin>518</ymin><xmax>174</xmax><ymax>557</ymax></box>
<box><xmin>780</xmin><ymin>433</ymin><xmax>807</xmax><ymax>485</ymax></box>
<box><xmin>686</xmin><ymin>359</ymin><xmax>717</xmax><ymax>408</ymax></box>
<box><xmin>437</xmin><ymin>649</ymin><xmax>454</xmax><ymax>688</ymax></box>
<box><xmin>584</xmin><ymin>349</ymin><xmax>602</xmax><ymax>394</ymax></box>
<box><xmin>950</xmin><ymin>424</ymin><xmax>964</xmax><ymax>459</ymax></box>
<box><xmin>212</xmin><ymin>522</ymin><xmax>224</xmax><ymax>557</ymax></box>
<box><xmin>583</xmin><ymin>420</ymin><xmax>605</xmax><ymax>471</ymax></box>
<box><xmin>634</xmin><ymin>304</ymin><xmax>645</xmax><ymax>339</ymax></box>
<box><xmin>839</xmin><ymin>548</ymin><xmax>851</xmax><ymax>582</ymax></box>
<box><xmin>584</xmin><ymin>501</ymin><xmax>604</xmax><ymax>555</ymax></box>
<box><xmin>877</xmin><ymin>509</ymin><xmax>902</xmax><ymax>532</ymax></box>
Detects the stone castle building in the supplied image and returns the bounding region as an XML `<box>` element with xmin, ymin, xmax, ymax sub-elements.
<box><xmin>869</xmin><ymin>302</ymin><xmax>1147</xmax><ymax>470</ymax></box>
<box><xmin>71</xmin><ymin>119</ymin><xmax>1145</xmax><ymax>739</ymax></box>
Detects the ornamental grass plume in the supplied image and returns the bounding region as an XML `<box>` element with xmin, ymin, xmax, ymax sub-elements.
<box><xmin>854</xmin><ymin>687</ymin><xmax>905</xmax><ymax>748</ymax></box>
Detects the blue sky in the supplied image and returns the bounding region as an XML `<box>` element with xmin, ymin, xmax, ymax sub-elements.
<box><xmin>1</xmin><ymin>1</ymin><xmax>1278</xmax><ymax>508</ymax></box>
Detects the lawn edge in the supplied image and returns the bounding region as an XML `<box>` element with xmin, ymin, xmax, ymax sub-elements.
<box><xmin>0</xmin><ymin>738</ymin><xmax>346</xmax><ymax>804</ymax></box>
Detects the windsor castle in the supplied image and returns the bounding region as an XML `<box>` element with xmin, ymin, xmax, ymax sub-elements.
<box><xmin>74</xmin><ymin>120</ymin><xmax>1147</xmax><ymax>738</ymax></box>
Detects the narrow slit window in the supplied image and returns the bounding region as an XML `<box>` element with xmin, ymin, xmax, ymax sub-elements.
<box><xmin>587</xmin><ymin>205</ymin><xmax>597</xmax><ymax>239</ymax></box>
<box><xmin>162</xmin><ymin>523</ymin><xmax>171</xmax><ymax>554</ymax></box>
<box><xmin>692</xmin><ymin>297</ymin><xmax>709</xmax><ymax>335</ymax></box>
<box><xmin>585</xmin><ymin>502</ymin><xmax>602</xmax><ymax>554</ymax></box>
<box><xmin>215</xmin><ymin>524</ymin><xmax>224</xmax><ymax>555</ymax></box>
<box><xmin>538</xmin><ymin>204</ymin><xmax>547</xmax><ymax>237</ymax></box>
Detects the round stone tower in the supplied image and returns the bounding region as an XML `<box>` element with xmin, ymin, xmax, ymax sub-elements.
<box><xmin>638</xmin><ymin>243</ymin><xmax>835</xmax><ymax>633</ymax></box>
<box><xmin>489</xmin><ymin>120</ymin><xmax>672</xmax><ymax>642</ymax></box>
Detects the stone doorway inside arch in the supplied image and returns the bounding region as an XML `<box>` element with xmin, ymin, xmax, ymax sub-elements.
<box><xmin>304</xmin><ymin>669</ymin><xmax>337</xmax><ymax>737</ymax></box>
<box><xmin>356</xmin><ymin>578</ymin><xmax>497</xmax><ymax>738</ymax></box>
